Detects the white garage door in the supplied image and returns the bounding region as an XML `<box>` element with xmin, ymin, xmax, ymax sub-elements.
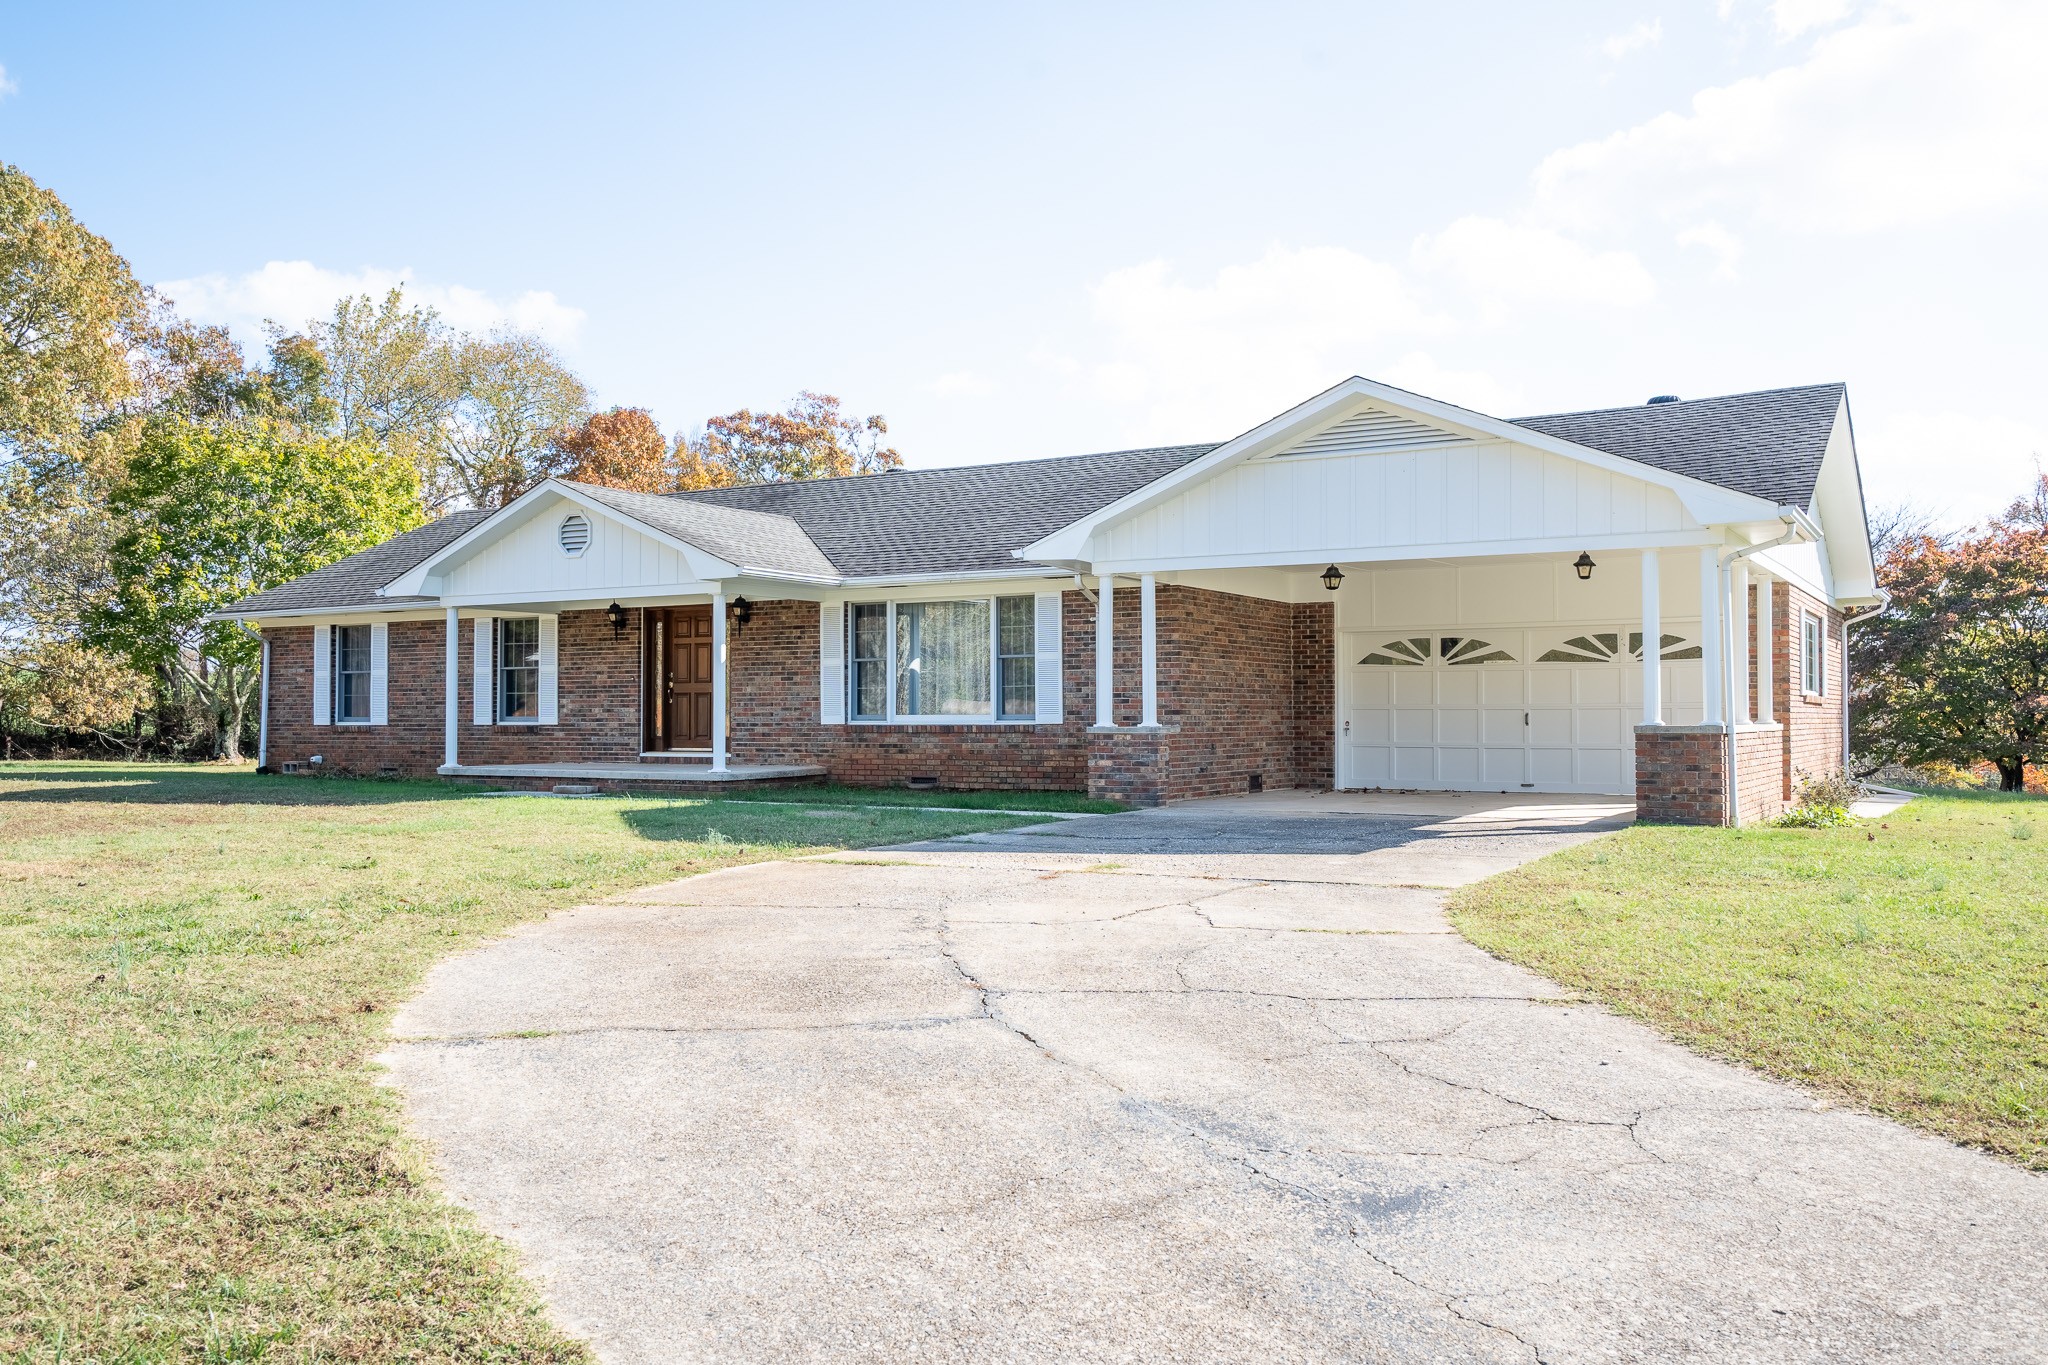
<box><xmin>1338</xmin><ymin>626</ymin><xmax>1704</xmax><ymax>795</ymax></box>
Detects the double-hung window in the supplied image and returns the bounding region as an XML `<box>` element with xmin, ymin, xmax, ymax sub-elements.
<box><xmin>499</xmin><ymin>617</ymin><xmax>541</xmax><ymax>721</ymax></box>
<box><xmin>334</xmin><ymin>625</ymin><xmax>372</xmax><ymax>723</ymax></box>
<box><xmin>849</xmin><ymin>596</ymin><xmax>1037</xmax><ymax>722</ymax></box>
<box><xmin>1800</xmin><ymin>611</ymin><xmax>1825</xmax><ymax>696</ymax></box>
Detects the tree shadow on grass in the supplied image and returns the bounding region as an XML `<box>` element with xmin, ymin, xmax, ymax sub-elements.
<box><xmin>0</xmin><ymin>762</ymin><xmax>474</xmax><ymax>809</ymax></box>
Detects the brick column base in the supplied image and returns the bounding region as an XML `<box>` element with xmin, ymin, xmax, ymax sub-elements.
<box><xmin>1088</xmin><ymin>725</ymin><xmax>1175</xmax><ymax>807</ymax></box>
<box><xmin>1635</xmin><ymin>723</ymin><xmax>1786</xmax><ymax>826</ymax></box>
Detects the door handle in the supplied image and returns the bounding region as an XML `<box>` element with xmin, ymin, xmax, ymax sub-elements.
<box><xmin>1343</xmin><ymin>720</ymin><xmax>1350</xmax><ymax>735</ymax></box>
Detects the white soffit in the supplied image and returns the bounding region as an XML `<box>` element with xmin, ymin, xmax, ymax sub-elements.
<box><xmin>1263</xmin><ymin>405</ymin><xmax>1475</xmax><ymax>459</ymax></box>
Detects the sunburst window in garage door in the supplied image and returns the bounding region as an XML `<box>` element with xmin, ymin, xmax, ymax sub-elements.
<box><xmin>1359</xmin><ymin>637</ymin><xmax>1431</xmax><ymax>665</ymax></box>
<box><xmin>1536</xmin><ymin>632</ymin><xmax>1703</xmax><ymax>663</ymax></box>
<box><xmin>1439</xmin><ymin>636</ymin><xmax>1517</xmax><ymax>665</ymax></box>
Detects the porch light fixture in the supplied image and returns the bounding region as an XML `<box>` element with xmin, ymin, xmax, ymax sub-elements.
<box><xmin>1320</xmin><ymin>564</ymin><xmax>1345</xmax><ymax>592</ymax></box>
<box><xmin>1573</xmin><ymin>552</ymin><xmax>1596</xmax><ymax>582</ymax></box>
<box><xmin>605</xmin><ymin>601</ymin><xmax>627</xmax><ymax>640</ymax></box>
<box><xmin>728</xmin><ymin>595</ymin><xmax>754</xmax><ymax>636</ymax></box>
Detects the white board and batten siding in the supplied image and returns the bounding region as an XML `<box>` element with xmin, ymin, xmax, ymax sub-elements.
<box><xmin>442</xmin><ymin>501</ymin><xmax>709</xmax><ymax>599</ymax></box>
<box><xmin>1335</xmin><ymin>556</ymin><xmax>1706</xmax><ymax>795</ymax></box>
<box><xmin>1093</xmin><ymin>411</ymin><xmax>1700</xmax><ymax>571</ymax></box>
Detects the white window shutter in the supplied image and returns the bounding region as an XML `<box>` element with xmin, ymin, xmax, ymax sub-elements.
<box><xmin>369</xmin><ymin>623</ymin><xmax>389</xmax><ymax>725</ymax></box>
<box><xmin>537</xmin><ymin>614</ymin><xmax>559</xmax><ymax>724</ymax></box>
<box><xmin>1034</xmin><ymin>591</ymin><xmax>1063</xmax><ymax>724</ymax></box>
<box><xmin>819</xmin><ymin>599</ymin><xmax>846</xmax><ymax>724</ymax></box>
<box><xmin>472</xmin><ymin>617</ymin><xmax>493</xmax><ymax>725</ymax></box>
<box><xmin>311</xmin><ymin>623</ymin><xmax>331</xmax><ymax>726</ymax></box>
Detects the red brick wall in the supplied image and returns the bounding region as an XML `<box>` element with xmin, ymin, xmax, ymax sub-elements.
<box><xmin>262</xmin><ymin>609</ymin><xmax>643</xmax><ymax>776</ymax></box>
<box><xmin>1635</xmin><ymin>722</ymin><xmax>1786</xmax><ymax>826</ymax></box>
<box><xmin>1772</xmin><ymin>581</ymin><xmax>1848</xmax><ymax>796</ymax></box>
<box><xmin>262</xmin><ymin>587</ymin><xmax>1340</xmax><ymax>801</ymax></box>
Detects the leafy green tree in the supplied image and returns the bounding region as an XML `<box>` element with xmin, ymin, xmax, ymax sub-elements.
<box><xmin>676</xmin><ymin>391</ymin><xmax>901</xmax><ymax>489</ymax></box>
<box><xmin>436</xmin><ymin>330</ymin><xmax>590</xmax><ymax>508</ymax></box>
<box><xmin>0</xmin><ymin>163</ymin><xmax>147</xmax><ymax>456</ymax></box>
<box><xmin>1854</xmin><ymin>479</ymin><xmax>2048</xmax><ymax>790</ymax></box>
<box><xmin>92</xmin><ymin>419</ymin><xmax>423</xmax><ymax>759</ymax></box>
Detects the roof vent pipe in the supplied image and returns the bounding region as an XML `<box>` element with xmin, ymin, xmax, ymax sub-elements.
<box><xmin>1647</xmin><ymin>395</ymin><xmax>1682</xmax><ymax>404</ymax></box>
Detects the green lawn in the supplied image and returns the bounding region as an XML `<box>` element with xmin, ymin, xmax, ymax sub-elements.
<box><xmin>1450</xmin><ymin>788</ymin><xmax>2048</xmax><ymax>1168</ymax></box>
<box><xmin>0</xmin><ymin>762</ymin><xmax>1034</xmax><ymax>1362</ymax></box>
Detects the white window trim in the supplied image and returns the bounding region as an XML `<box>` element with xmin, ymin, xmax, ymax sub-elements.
<box><xmin>846</xmin><ymin>594</ymin><xmax>1050</xmax><ymax>726</ymax></box>
<box><xmin>333</xmin><ymin>623</ymin><xmax>377</xmax><ymax>726</ymax></box>
<box><xmin>495</xmin><ymin>615</ymin><xmax>546</xmax><ymax>726</ymax></box>
<box><xmin>1801</xmin><ymin>609</ymin><xmax>1826</xmax><ymax>697</ymax></box>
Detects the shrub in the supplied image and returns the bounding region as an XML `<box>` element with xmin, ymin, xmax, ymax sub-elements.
<box><xmin>1775</xmin><ymin>768</ymin><xmax>1864</xmax><ymax>828</ymax></box>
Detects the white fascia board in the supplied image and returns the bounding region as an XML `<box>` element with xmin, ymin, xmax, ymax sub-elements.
<box><xmin>1090</xmin><ymin>528</ymin><xmax>1725</xmax><ymax>576</ymax></box>
<box><xmin>215</xmin><ymin>605</ymin><xmax>449</xmax><ymax>626</ymax></box>
<box><xmin>380</xmin><ymin>480</ymin><xmax>744</xmax><ymax>597</ymax></box>
<box><xmin>1018</xmin><ymin>375</ymin><xmax>1781</xmax><ymax>564</ymax></box>
<box><xmin>1809</xmin><ymin>399</ymin><xmax>1877</xmax><ymax>602</ymax></box>
<box><xmin>434</xmin><ymin>583</ymin><xmax>726</xmax><ymax>611</ymax></box>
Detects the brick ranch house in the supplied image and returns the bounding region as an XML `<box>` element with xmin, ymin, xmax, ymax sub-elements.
<box><xmin>223</xmin><ymin>377</ymin><xmax>1881</xmax><ymax>824</ymax></box>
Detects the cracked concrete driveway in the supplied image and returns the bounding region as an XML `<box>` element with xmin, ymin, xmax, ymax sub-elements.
<box><xmin>383</xmin><ymin>792</ymin><xmax>2048</xmax><ymax>1363</ymax></box>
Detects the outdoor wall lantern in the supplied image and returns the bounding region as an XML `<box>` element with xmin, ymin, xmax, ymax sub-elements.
<box><xmin>1573</xmin><ymin>552</ymin><xmax>1597</xmax><ymax>582</ymax></box>
<box><xmin>728</xmin><ymin>595</ymin><xmax>754</xmax><ymax>636</ymax></box>
<box><xmin>605</xmin><ymin>601</ymin><xmax>628</xmax><ymax>640</ymax></box>
<box><xmin>1320</xmin><ymin>564</ymin><xmax>1345</xmax><ymax>592</ymax></box>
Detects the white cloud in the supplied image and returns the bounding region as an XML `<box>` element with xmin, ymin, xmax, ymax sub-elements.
<box><xmin>155</xmin><ymin>260</ymin><xmax>587</xmax><ymax>350</ymax></box>
<box><xmin>1675</xmin><ymin>221</ymin><xmax>1744</xmax><ymax>279</ymax></box>
<box><xmin>1048</xmin><ymin>246</ymin><xmax>1449</xmax><ymax>438</ymax></box>
<box><xmin>1601</xmin><ymin>20</ymin><xmax>1663</xmax><ymax>59</ymax></box>
<box><xmin>1534</xmin><ymin>0</ymin><xmax>2048</xmax><ymax>234</ymax></box>
<box><xmin>925</xmin><ymin>370</ymin><xmax>996</xmax><ymax>398</ymax></box>
<box><xmin>1771</xmin><ymin>0</ymin><xmax>1854</xmax><ymax>38</ymax></box>
<box><xmin>1411</xmin><ymin>216</ymin><xmax>1655</xmax><ymax>318</ymax></box>
<box><xmin>0</xmin><ymin>64</ymin><xmax>17</xmax><ymax>99</ymax></box>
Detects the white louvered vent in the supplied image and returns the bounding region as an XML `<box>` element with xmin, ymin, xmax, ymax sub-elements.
<box><xmin>1273</xmin><ymin>407</ymin><xmax>1474</xmax><ymax>458</ymax></box>
<box><xmin>558</xmin><ymin>513</ymin><xmax>591</xmax><ymax>556</ymax></box>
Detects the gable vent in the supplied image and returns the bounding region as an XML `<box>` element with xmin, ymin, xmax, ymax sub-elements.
<box><xmin>1276</xmin><ymin>406</ymin><xmax>1475</xmax><ymax>458</ymax></box>
<box><xmin>558</xmin><ymin>513</ymin><xmax>591</xmax><ymax>556</ymax></box>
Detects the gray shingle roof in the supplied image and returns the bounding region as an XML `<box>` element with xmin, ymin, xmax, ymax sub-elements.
<box><xmin>221</xmin><ymin>512</ymin><xmax>489</xmax><ymax>616</ymax></box>
<box><xmin>222</xmin><ymin>384</ymin><xmax>1848</xmax><ymax>615</ymax></box>
<box><xmin>564</xmin><ymin>481</ymin><xmax>838</xmax><ymax>579</ymax></box>
<box><xmin>1510</xmin><ymin>383</ymin><xmax>1845</xmax><ymax>508</ymax></box>
<box><xmin>672</xmin><ymin>443</ymin><xmax>1220</xmax><ymax>576</ymax></box>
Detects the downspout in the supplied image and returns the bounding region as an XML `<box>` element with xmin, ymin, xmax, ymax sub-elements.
<box><xmin>257</xmin><ymin>637</ymin><xmax>271</xmax><ymax>772</ymax></box>
<box><xmin>1719</xmin><ymin>509</ymin><xmax>1815</xmax><ymax>827</ymax></box>
<box><xmin>1841</xmin><ymin>591</ymin><xmax>1892</xmax><ymax>773</ymax></box>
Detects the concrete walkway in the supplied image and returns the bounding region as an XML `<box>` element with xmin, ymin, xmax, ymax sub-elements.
<box><xmin>383</xmin><ymin>794</ymin><xmax>2045</xmax><ymax>1363</ymax></box>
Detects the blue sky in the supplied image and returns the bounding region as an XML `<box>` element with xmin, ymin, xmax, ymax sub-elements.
<box><xmin>4</xmin><ymin>0</ymin><xmax>2043</xmax><ymax>521</ymax></box>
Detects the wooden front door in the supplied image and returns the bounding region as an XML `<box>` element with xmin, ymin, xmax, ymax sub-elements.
<box><xmin>646</xmin><ymin>607</ymin><xmax>715</xmax><ymax>751</ymax></box>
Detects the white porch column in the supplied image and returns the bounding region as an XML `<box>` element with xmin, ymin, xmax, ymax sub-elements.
<box><xmin>1094</xmin><ymin>574</ymin><xmax>1116</xmax><ymax>727</ymax></box>
<box><xmin>1755</xmin><ymin>572</ymin><xmax>1775</xmax><ymax>723</ymax></box>
<box><xmin>1730</xmin><ymin>561</ymin><xmax>1751</xmax><ymax>724</ymax></box>
<box><xmin>1640</xmin><ymin>551</ymin><xmax>1662</xmax><ymax>725</ymax></box>
<box><xmin>443</xmin><ymin>606</ymin><xmax>459</xmax><ymax>769</ymax></box>
<box><xmin>710</xmin><ymin>589</ymin><xmax>729</xmax><ymax>772</ymax></box>
<box><xmin>1139</xmin><ymin>573</ymin><xmax>1159</xmax><ymax>727</ymax></box>
<box><xmin>1700</xmin><ymin>547</ymin><xmax>1724</xmax><ymax>726</ymax></box>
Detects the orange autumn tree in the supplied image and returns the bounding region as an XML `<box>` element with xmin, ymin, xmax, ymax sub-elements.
<box><xmin>675</xmin><ymin>391</ymin><xmax>901</xmax><ymax>490</ymax></box>
<box><xmin>544</xmin><ymin>406</ymin><xmax>674</xmax><ymax>492</ymax></box>
<box><xmin>1853</xmin><ymin>474</ymin><xmax>2048</xmax><ymax>790</ymax></box>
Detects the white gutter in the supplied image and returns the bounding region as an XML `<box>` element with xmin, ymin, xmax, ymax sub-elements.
<box><xmin>1719</xmin><ymin>509</ymin><xmax>1813</xmax><ymax>828</ymax></box>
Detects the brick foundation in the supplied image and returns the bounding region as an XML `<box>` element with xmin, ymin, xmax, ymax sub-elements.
<box><xmin>1635</xmin><ymin>723</ymin><xmax>1786</xmax><ymax>825</ymax></box>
